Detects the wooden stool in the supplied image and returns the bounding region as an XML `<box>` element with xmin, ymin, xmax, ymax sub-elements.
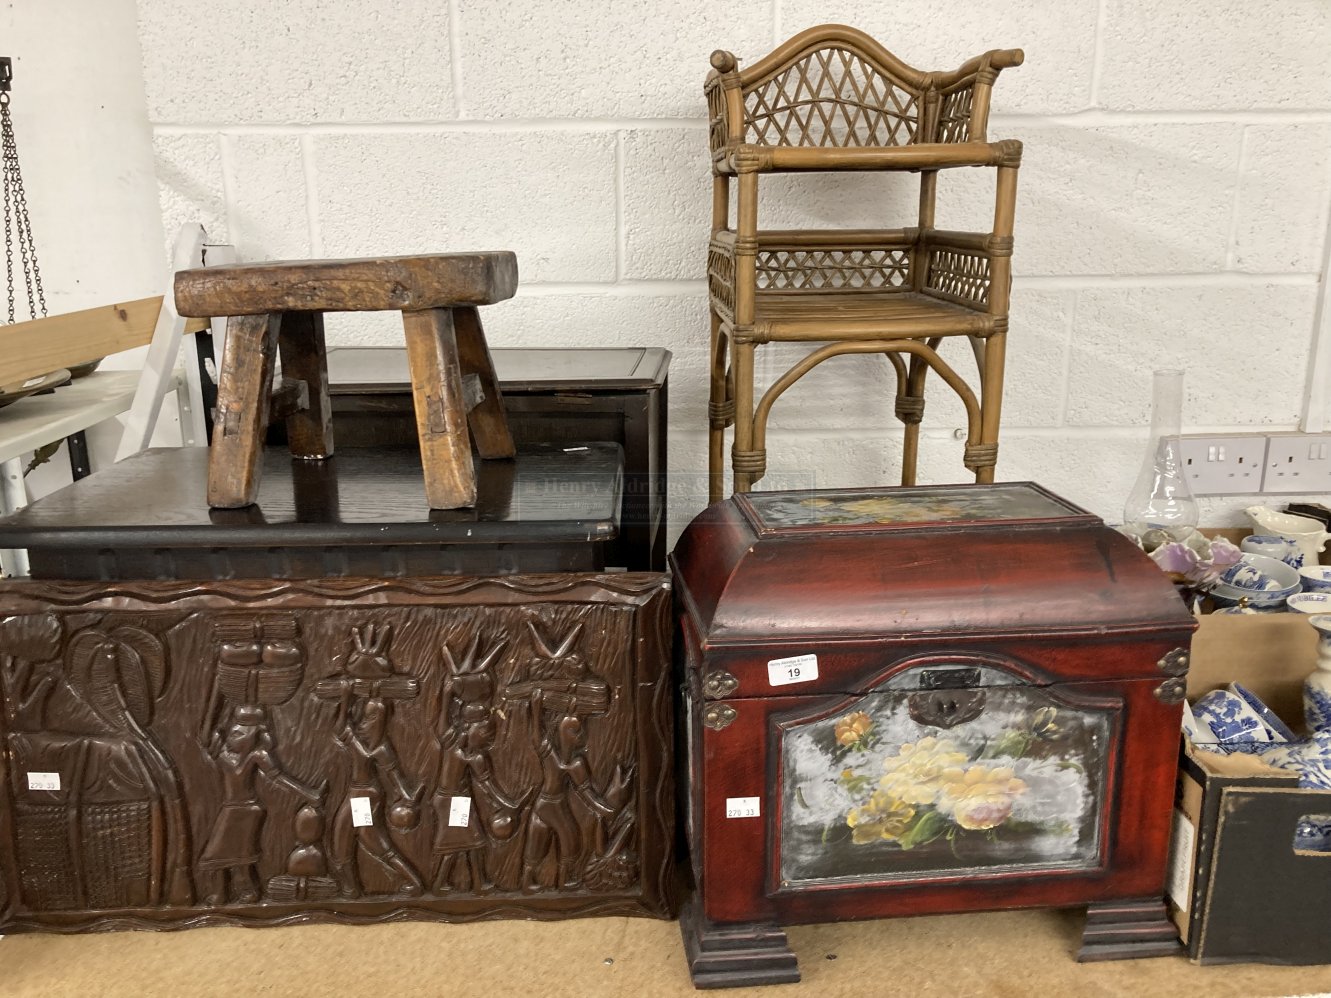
<box><xmin>174</xmin><ymin>253</ymin><xmax>518</xmax><ymax>510</ymax></box>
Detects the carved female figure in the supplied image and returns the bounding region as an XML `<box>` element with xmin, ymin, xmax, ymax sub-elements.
<box><xmin>199</xmin><ymin>705</ymin><xmax>324</xmax><ymax>905</ymax></box>
<box><xmin>431</xmin><ymin>705</ymin><xmax>523</xmax><ymax>892</ymax></box>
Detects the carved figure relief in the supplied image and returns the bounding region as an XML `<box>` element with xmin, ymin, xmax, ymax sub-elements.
<box><xmin>314</xmin><ymin>624</ymin><xmax>424</xmax><ymax>898</ymax></box>
<box><xmin>199</xmin><ymin>705</ymin><xmax>325</xmax><ymax>905</ymax></box>
<box><xmin>0</xmin><ymin>576</ymin><xmax>673</xmax><ymax>931</ymax></box>
<box><xmin>0</xmin><ymin>614</ymin><xmax>195</xmax><ymax>911</ymax></box>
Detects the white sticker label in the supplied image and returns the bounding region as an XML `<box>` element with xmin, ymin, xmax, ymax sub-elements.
<box><xmin>1166</xmin><ymin>808</ymin><xmax>1196</xmax><ymax>914</ymax></box>
<box><xmin>448</xmin><ymin>796</ymin><xmax>472</xmax><ymax>827</ymax></box>
<box><xmin>27</xmin><ymin>772</ymin><xmax>60</xmax><ymax>791</ymax></box>
<box><xmin>767</xmin><ymin>653</ymin><xmax>818</xmax><ymax>687</ymax></box>
<box><xmin>350</xmin><ymin>796</ymin><xmax>374</xmax><ymax>827</ymax></box>
<box><xmin>726</xmin><ymin>796</ymin><xmax>761</xmax><ymax>819</ymax></box>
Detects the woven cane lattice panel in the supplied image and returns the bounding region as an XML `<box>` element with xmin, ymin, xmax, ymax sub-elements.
<box><xmin>926</xmin><ymin>248</ymin><xmax>991</xmax><ymax>307</ymax></box>
<box><xmin>743</xmin><ymin>47</ymin><xmax>919</xmax><ymax>148</ymax></box>
<box><xmin>706</xmin><ymin>81</ymin><xmax>728</xmax><ymax>154</ymax></box>
<box><xmin>708</xmin><ymin>243</ymin><xmax>736</xmax><ymax>318</ymax></box>
<box><xmin>937</xmin><ymin>85</ymin><xmax>974</xmax><ymax>143</ymax></box>
<box><xmin>756</xmin><ymin>248</ymin><xmax>911</xmax><ymax>291</ymax></box>
<box><xmin>83</xmin><ymin>802</ymin><xmax>153</xmax><ymax>908</ymax></box>
<box><xmin>16</xmin><ymin>804</ymin><xmax>79</xmax><ymax>909</ymax></box>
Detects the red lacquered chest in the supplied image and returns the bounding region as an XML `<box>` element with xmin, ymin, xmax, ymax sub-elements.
<box><xmin>670</xmin><ymin>483</ymin><xmax>1196</xmax><ymax>988</ymax></box>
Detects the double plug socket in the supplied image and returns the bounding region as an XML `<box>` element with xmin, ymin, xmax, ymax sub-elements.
<box><xmin>1180</xmin><ymin>433</ymin><xmax>1331</xmax><ymax>496</ymax></box>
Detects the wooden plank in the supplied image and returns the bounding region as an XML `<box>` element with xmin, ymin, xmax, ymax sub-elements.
<box><xmin>175</xmin><ymin>252</ymin><xmax>519</xmax><ymax>316</ymax></box>
<box><xmin>0</xmin><ymin>298</ymin><xmax>208</xmax><ymax>386</ymax></box>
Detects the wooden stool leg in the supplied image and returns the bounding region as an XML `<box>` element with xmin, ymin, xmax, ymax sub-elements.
<box><xmin>402</xmin><ymin>307</ymin><xmax>476</xmax><ymax>509</ymax></box>
<box><xmin>451</xmin><ymin>306</ymin><xmax>515</xmax><ymax>460</ymax></box>
<box><xmin>209</xmin><ymin>312</ymin><xmax>280</xmax><ymax>508</ymax></box>
<box><xmin>277</xmin><ymin>310</ymin><xmax>334</xmax><ymax>460</ymax></box>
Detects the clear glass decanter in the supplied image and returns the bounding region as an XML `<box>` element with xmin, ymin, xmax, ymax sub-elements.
<box><xmin>1123</xmin><ymin>369</ymin><xmax>1199</xmax><ymax>533</ymax></box>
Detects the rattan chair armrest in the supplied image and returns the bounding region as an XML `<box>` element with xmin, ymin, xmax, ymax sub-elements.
<box><xmin>724</xmin><ymin>140</ymin><xmax>1022</xmax><ymax>174</ymax></box>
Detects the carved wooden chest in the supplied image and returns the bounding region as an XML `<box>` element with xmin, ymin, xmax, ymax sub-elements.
<box><xmin>670</xmin><ymin>484</ymin><xmax>1196</xmax><ymax>987</ymax></box>
<box><xmin>0</xmin><ymin>446</ymin><xmax>674</xmax><ymax>932</ymax></box>
<box><xmin>0</xmin><ymin>574</ymin><xmax>673</xmax><ymax>931</ymax></box>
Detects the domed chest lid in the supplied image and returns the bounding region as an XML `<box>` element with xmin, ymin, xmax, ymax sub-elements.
<box><xmin>738</xmin><ymin>482</ymin><xmax>1093</xmax><ymax>535</ymax></box>
<box><xmin>672</xmin><ymin>482</ymin><xmax>1193</xmax><ymax>648</ymax></box>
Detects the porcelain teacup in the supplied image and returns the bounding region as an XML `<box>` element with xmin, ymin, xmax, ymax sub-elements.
<box><xmin>1192</xmin><ymin>689</ymin><xmax>1272</xmax><ymax>744</ymax></box>
<box><xmin>1300</xmin><ymin>566</ymin><xmax>1331</xmax><ymax>594</ymax></box>
<box><xmin>1242</xmin><ymin>534</ymin><xmax>1304</xmax><ymax>568</ymax></box>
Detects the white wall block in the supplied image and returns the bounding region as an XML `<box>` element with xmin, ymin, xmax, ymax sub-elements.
<box><xmin>779</xmin><ymin>0</ymin><xmax>1099</xmax><ymax>114</ymax></box>
<box><xmin>987</xmin><ymin>433</ymin><xmax>1145</xmax><ymax>522</ymax></box>
<box><xmin>152</xmin><ymin>133</ymin><xmax>227</xmax><ymax>252</ymax></box>
<box><xmin>137</xmin><ymin>0</ymin><xmax>457</xmax><ymax>123</ymax></box>
<box><xmin>225</xmin><ymin>135</ymin><xmax>311</xmax><ymax>261</ymax></box>
<box><xmin>996</xmin><ymin>124</ymin><xmax>1240</xmax><ymax>277</ymax></box>
<box><xmin>1232</xmin><ymin>124</ymin><xmax>1331</xmax><ymax>274</ymax></box>
<box><xmin>892</xmin><ymin>288</ymin><xmax>1074</xmax><ymax>431</ymax></box>
<box><xmin>456</xmin><ymin>0</ymin><xmax>772</xmax><ymax>119</ymax></box>
<box><xmin>313</xmin><ymin>132</ymin><xmax>617</xmax><ymax>283</ymax></box>
<box><xmin>1099</xmin><ymin>0</ymin><xmax>1331</xmax><ymax>111</ymax></box>
<box><xmin>1066</xmin><ymin>284</ymin><xmax>1319</xmax><ymax>428</ymax></box>
<box><xmin>623</xmin><ymin>129</ymin><xmax>712</xmax><ymax>280</ymax></box>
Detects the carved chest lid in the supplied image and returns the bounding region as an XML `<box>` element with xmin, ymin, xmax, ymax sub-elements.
<box><xmin>671</xmin><ymin>482</ymin><xmax>1194</xmax><ymax>653</ymax></box>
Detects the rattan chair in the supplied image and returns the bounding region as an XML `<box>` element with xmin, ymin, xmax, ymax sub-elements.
<box><xmin>704</xmin><ymin>24</ymin><xmax>1023</xmax><ymax>501</ymax></box>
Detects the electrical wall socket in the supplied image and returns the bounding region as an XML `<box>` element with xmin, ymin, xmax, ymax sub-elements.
<box><xmin>1262</xmin><ymin>433</ymin><xmax>1331</xmax><ymax>493</ymax></box>
<box><xmin>1179</xmin><ymin>434</ymin><xmax>1268</xmax><ymax>495</ymax></box>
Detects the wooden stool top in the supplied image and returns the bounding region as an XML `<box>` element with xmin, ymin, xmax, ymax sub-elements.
<box><xmin>174</xmin><ymin>252</ymin><xmax>518</xmax><ymax>316</ymax></box>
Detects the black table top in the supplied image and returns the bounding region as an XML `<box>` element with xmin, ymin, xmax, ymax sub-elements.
<box><xmin>325</xmin><ymin>347</ymin><xmax>671</xmax><ymax>394</ymax></box>
<box><xmin>0</xmin><ymin>444</ymin><xmax>622</xmax><ymax>550</ymax></box>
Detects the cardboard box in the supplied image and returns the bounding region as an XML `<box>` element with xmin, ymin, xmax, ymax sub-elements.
<box><xmin>1168</xmin><ymin>613</ymin><xmax>1331</xmax><ymax>964</ymax></box>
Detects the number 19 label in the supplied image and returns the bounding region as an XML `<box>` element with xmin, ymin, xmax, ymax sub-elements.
<box><xmin>767</xmin><ymin>653</ymin><xmax>818</xmax><ymax>687</ymax></box>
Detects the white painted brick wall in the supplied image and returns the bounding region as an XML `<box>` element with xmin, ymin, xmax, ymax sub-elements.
<box><xmin>137</xmin><ymin>1</ymin><xmax>1331</xmax><ymax>537</ymax></box>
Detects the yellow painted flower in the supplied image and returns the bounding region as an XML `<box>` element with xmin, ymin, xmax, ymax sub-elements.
<box><xmin>878</xmin><ymin>737</ymin><xmax>969</xmax><ymax>805</ymax></box>
<box><xmin>937</xmin><ymin>764</ymin><xmax>1029</xmax><ymax>831</ymax></box>
<box><xmin>834</xmin><ymin>711</ymin><xmax>873</xmax><ymax>747</ymax></box>
<box><xmin>846</xmin><ymin>790</ymin><xmax>916</xmax><ymax>844</ymax></box>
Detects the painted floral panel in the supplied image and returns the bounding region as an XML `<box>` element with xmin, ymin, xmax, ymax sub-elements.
<box><xmin>746</xmin><ymin>484</ymin><xmax>1081</xmax><ymax>531</ymax></box>
<box><xmin>779</xmin><ymin>687</ymin><xmax>1112</xmax><ymax>886</ymax></box>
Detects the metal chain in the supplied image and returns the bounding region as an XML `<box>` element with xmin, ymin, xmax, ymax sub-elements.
<box><xmin>1</xmin><ymin>75</ymin><xmax>46</xmax><ymax>325</ymax></box>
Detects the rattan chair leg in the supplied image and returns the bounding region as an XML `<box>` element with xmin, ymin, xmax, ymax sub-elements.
<box><xmin>708</xmin><ymin>314</ymin><xmax>731</xmax><ymax>504</ymax></box>
<box><xmin>731</xmin><ymin>339</ymin><xmax>757</xmax><ymax>493</ymax></box>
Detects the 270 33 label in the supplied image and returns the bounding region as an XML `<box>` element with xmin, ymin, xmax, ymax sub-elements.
<box><xmin>726</xmin><ymin>797</ymin><xmax>761</xmax><ymax>819</ymax></box>
<box><xmin>767</xmin><ymin>653</ymin><xmax>818</xmax><ymax>687</ymax></box>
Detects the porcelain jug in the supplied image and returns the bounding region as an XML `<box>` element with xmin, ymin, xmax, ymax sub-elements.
<box><xmin>1245</xmin><ymin>506</ymin><xmax>1330</xmax><ymax>567</ymax></box>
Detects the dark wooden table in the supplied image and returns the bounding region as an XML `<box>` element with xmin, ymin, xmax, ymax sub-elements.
<box><xmin>0</xmin><ymin>443</ymin><xmax>623</xmax><ymax>579</ymax></box>
<box><xmin>308</xmin><ymin>347</ymin><xmax>671</xmax><ymax>572</ymax></box>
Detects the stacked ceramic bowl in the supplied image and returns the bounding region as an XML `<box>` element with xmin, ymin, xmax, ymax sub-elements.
<box><xmin>1208</xmin><ymin>553</ymin><xmax>1302</xmax><ymax>610</ymax></box>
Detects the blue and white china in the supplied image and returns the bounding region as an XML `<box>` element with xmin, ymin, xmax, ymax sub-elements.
<box><xmin>1299</xmin><ymin>566</ymin><xmax>1331</xmax><ymax>594</ymax></box>
<box><xmin>1294</xmin><ymin>814</ymin><xmax>1331</xmax><ymax>853</ymax></box>
<box><xmin>1288</xmin><ymin>592</ymin><xmax>1331</xmax><ymax>614</ymax></box>
<box><xmin>1306</xmin><ymin>614</ymin><xmax>1331</xmax><ymax>734</ymax></box>
<box><xmin>1208</xmin><ymin>553</ymin><xmax>1302</xmax><ymax>609</ymax></box>
<box><xmin>1245</xmin><ymin>506</ymin><xmax>1331</xmax><ymax>567</ymax></box>
<box><xmin>1230</xmin><ymin>682</ymin><xmax>1296</xmax><ymax>742</ymax></box>
<box><xmin>1193</xmin><ymin>689</ymin><xmax>1272</xmax><ymax>744</ymax></box>
<box><xmin>1242</xmin><ymin>534</ymin><xmax>1304</xmax><ymax>568</ymax></box>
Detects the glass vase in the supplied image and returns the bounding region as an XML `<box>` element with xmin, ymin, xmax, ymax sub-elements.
<box><xmin>1123</xmin><ymin>369</ymin><xmax>1198</xmax><ymax>534</ymax></box>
